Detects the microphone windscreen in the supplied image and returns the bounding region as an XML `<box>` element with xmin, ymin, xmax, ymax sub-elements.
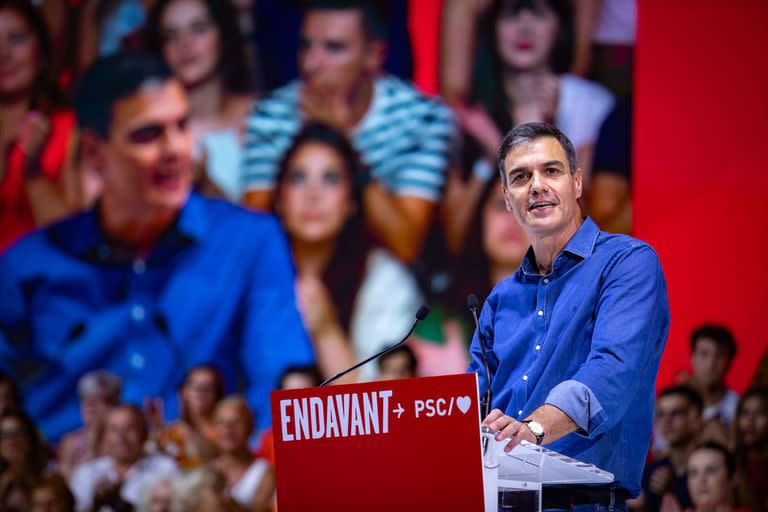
<box><xmin>467</xmin><ymin>293</ymin><xmax>479</xmax><ymax>310</ymax></box>
<box><xmin>415</xmin><ymin>304</ymin><xmax>431</xmax><ymax>321</ymax></box>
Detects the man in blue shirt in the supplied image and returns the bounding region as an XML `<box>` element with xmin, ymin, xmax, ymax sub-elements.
<box><xmin>469</xmin><ymin>122</ymin><xmax>669</xmax><ymax>508</ymax></box>
<box><xmin>0</xmin><ymin>53</ymin><xmax>315</xmax><ymax>442</ymax></box>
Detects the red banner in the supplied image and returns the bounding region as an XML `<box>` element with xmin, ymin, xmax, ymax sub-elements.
<box><xmin>270</xmin><ymin>373</ymin><xmax>485</xmax><ymax>511</ymax></box>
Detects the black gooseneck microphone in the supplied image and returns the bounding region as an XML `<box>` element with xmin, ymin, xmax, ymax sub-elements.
<box><xmin>319</xmin><ymin>305</ymin><xmax>431</xmax><ymax>386</ymax></box>
<box><xmin>467</xmin><ymin>293</ymin><xmax>492</xmax><ymax>420</ymax></box>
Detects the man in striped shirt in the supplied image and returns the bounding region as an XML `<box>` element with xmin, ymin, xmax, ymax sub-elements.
<box><xmin>241</xmin><ymin>1</ymin><xmax>455</xmax><ymax>263</ymax></box>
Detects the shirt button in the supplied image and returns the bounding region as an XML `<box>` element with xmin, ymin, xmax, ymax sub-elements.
<box><xmin>133</xmin><ymin>259</ymin><xmax>146</xmax><ymax>274</ymax></box>
<box><xmin>537</xmin><ymin>310</ymin><xmax>544</xmax><ymax>317</ymax></box>
<box><xmin>518</xmin><ymin>410</ymin><xmax>523</xmax><ymax>416</ymax></box>
<box><xmin>523</xmin><ymin>375</ymin><xmax>528</xmax><ymax>381</ymax></box>
<box><xmin>535</xmin><ymin>345</ymin><xmax>541</xmax><ymax>351</ymax></box>
<box><xmin>131</xmin><ymin>305</ymin><xmax>145</xmax><ymax>321</ymax></box>
<box><xmin>130</xmin><ymin>353</ymin><xmax>145</xmax><ymax>369</ymax></box>
<box><xmin>543</xmin><ymin>279</ymin><xmax>549</xmax><ymax>284</ymax></box>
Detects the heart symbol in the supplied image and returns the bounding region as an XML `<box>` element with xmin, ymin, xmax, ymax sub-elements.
<box><xmin>456</xmin><ymin>396</ymin><xmax>471</xmax><ymax>414</ymax></box>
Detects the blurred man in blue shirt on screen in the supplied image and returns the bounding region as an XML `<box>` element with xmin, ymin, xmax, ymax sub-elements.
<box><xmin>469</xmin><ymin>122</ymin><xmax>669</xmax><ymax>509</ymax></box>
<box><xmin>0</xmin><ymin>53</ymin><xmax>314</xmax><ymax>442</ymax></box>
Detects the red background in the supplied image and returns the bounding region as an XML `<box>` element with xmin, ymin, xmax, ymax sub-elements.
<box><xmin>271</xmin><ymin>374</ymin><xmax>485</xmax><ymax>511</ymax></box>
<box><xmin>633</xmin><ymin>1</ymin><xmax>768</xmax><ymax>392</ymax></box>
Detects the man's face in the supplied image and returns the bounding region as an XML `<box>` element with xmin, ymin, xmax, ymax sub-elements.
<box><xmin>690</xmin><ymin>337</ymin><xmax>731</xmax><ymax>389</ymax></box>
<box><xmin>656</xmin><ymin>394</ymin><xmax>700</xmax><ymax>445</ymax></box>
<box><xmin>93</xmin><ymin>78</ymin><xmax>192</xmax><ymax>214</ymax></box>
<box><xmin>299</xmin><ymin>10</ymin><xmax>377</xmax><ymax>94</ymax></box>
<box><xmin>104</xmin><ymin>407</ymin><xmax>146</xmax><ymax>465</ymax></box>
<box><xmin>502</xmin><ymin>137</ymin><xmax>582</xmax><ymax>240</ymax></box>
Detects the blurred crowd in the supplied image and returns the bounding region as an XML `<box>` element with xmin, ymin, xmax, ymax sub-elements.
<box><xmin>0</xmin><ymin>0</ymin><xmax>765</xmax><ymax>510</ymax></box>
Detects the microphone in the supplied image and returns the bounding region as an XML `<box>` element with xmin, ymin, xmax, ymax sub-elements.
<box><xmin>467</xmin><ymin>294</ymin><xmax>492</xmax><ymax>420</ymax></box>
<box><xmin>320</xmin><ymin>305</ymin><xmax>430</xmax><ymax>386</ymax></box>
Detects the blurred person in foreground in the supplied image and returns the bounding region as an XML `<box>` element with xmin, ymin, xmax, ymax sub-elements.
<box><xmin>241</xmin><ymin>0</ymin><xmax>455</xmax><ymax>264</ymax></box>
<box><xmin>472</xmin><ymin>122</ymin><xmax>669</xmax><ymax>509</ymax></box>
<box><xmin>70</xmin><ymin>404</ymin><xmax>178</xmax><ymax>512</ymax></box>
<box><xmin>272</xmin><ymin>122</ymin><xmax>422</xmax><ymax>382</ymax></box>
<box><xmin>0</xmin><ymin>52</ymin><xmax>314</xmax><ymax>443</ymax></box>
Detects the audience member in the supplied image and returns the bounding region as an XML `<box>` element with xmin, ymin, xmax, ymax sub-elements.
<box><xmin>30</xmin><ymin>473</ymin><xmax>76</xmax><ymax>512</ymax></box>
<box><xmin>242</xmin><ymin>1</ymin><xmax>455</xmax><ymax>264</ymax></box>
<box><xmin>687</xmin><ymin>325</ymin><xmax>740</xmax><ymax>427</ymax></box>
<box><xmin>642</xmin><ymin>386</ymin><xmax>703</xmax><ymax>512</ymax></box>
<box><xmin>0</xmin><ymin>410</ymin><xmax>49</xmax><ymax>510</ymax></box>
<box><xmin>273</xmin><ymin>122</ymin><xmax>423</xmax><ymax>382</ymax></box>
<box><xmin>136</xmin><ymin>477</ymin><xmax>173</xmax><ymax>512</ymax></box>
<box><xmin>0</xmin><ymin>0</ymin><xmax>77</xmax><ymax>252</ymax></box>
<box><xmin>377</xmin><ymin>345</ymin><xmax>418</xmax><ymax>381</ymax></box>
<box><xmin>660</xmin><ymin>442</ymin><xmax>745</xmax><ymax>512</ymax></box>
<box><xmin>733</xmin><ymin>388</ymin><xmax>768</xmax><ymax>512</ymax></box>
<box><xmin>441</xmin><ymin>0</ymin><xmax>613</xmax><ymax>256</ymax></box>
<box><xmin>0</xmin><ymin>372</ymin><xmax>22</xmax><ymax>416</ymax></box>
<box><xmin>145</xmin><ymin>0</ymin><xmax>257</xmax><ymax>202</ymax></box>
<box><xmin>278</xmin><ymin>365</ymin><xmax>323</xmax><ymax>391</ymax></box>
<box><xmin>76</xmin><ymin>0</ymin><xmax>147</xmax><ymax>72</ymax></box>
<box><xmin>211</xmin><ymin>396</ymin><xmax>274</xmax><ymax>512</ymax></box>
<box><xmin>152</xmin><ymin>365</ymin><xmax>223</xmax><ymax>469</ymax></box>
<box><xmin>168</xmin><ymin>466</ymin><xmax>232</xmax><ymax>512</ymax></box>
<box><xmin>59</xmin><ymin>370</ymin><xmax>123</xmax><ymax>480</ymax></box>
<box><xmin>0</xmin><ymin>52</ymin><xmax>315</xmax><ymax>441</ymax></box>
<box><xmin>70</xmin><ymin>404</ymin><xmax>179</xmax><ymax>511</ymax></box>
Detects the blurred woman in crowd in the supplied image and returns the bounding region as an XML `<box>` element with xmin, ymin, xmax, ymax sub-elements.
<box><xmin>442</xmin><ymin>0</ymin><xmax>613</xmax><ymax>253</ymax></box>
<box><xmin>415</xmin><ymin>179</ymin><xmax>529</xmax><ymax>376</ymax></box>
<box><xmin>0</xmin><ymin>410</ymin><xmax>49</xmax><ymax>510</ymax></box>
<box><xmin>0</xmin><ymin>0</ymin><xmax>78</xmax><ymax>252</ymax></box>
<box><xmin>58</xmin><ymin>370</ymin><xmax>121</xmax><ymax>479</ymax></box>
<box><xmin>153</xmin><ymin>365</ymin><xmax>223</xmax><ymax>469</ymax></box>
<box><xmin>273</xmin><ymin>123</ymin><xmax>423</xmax><ymax>382</ymax></box>
<box><xmin>733</xmin><ymin>388</ymin><xmax>768</xmax><ymax>512</ymax></box>
<box><xmin>211</xmin><ymin>396</ymin><xmax>273</xmax><ymax>512</ymax></box>
<box><xmin>146</xmin><ymin>0</ymin><xmax>256</xmax><ymax>202</ymax></box>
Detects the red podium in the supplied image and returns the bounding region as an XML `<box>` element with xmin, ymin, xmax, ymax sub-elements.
<box><xmin>270</xmin><ymin>373</ymin><xmax>486</xmax><ymax>511</ymax></box>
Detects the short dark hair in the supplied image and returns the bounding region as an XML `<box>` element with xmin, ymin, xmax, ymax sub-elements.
<box><xmin>306</xmin><ymin>0</ymin><xmax>387</xmax><ymax>41</ymax></box>
<box><xmin>690</xmin><ymin>324</ymin><xmax>737</xmax><ymax>361</ymax></box>
<box><xmin>658</xmin><ymin>385</ymin><xmax>704</xmax><ymax>414</ymax></box>
<box><xmin>279</xmin><ymin>365</ymin><xmax>323</xmax><ymax>389</ymax></box>
<box><xmin>74</xmin><ymin>52</ymin><xmax>175</xmax><ymax>139</ymax></box>
<box><xmin>497</xmin><ymin>122</ymin><xmax>578</xmax><ymax>186</ymax></box>
<box><xmin>689</xmin><ymin>441</ymin><xmax>735</xmax><ymax>478</ymax></box>
<box><xmin>378</xmin><ymin>345</ymin><xmax>418</xmax><ymax>374</ymax></box>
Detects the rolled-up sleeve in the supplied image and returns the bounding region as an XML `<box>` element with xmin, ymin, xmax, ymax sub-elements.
<box><xmin>545</xmin><ymin>244</ymin><xmax>669</xmax><ymax>438</ymax></box>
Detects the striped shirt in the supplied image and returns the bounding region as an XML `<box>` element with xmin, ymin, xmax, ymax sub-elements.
<box><xmin>241</xmin><ymin>75</ymin><xmax>456</xmax><ymax>202</ymax></box>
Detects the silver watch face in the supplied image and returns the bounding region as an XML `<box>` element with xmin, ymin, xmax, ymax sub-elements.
<box><xmin>526</xmin><ymin>420</ymin><xmax>545</xmax><ymax>436</ymax></box>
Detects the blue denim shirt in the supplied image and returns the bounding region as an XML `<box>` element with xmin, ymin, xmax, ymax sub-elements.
<box><xmin>468</xmin><ymin>217</ymin><xmax>669</xmax><ymax>496</ymax></box>
<box><xmin>0</xmin><ymin>193</ymin><xmax>315</xmax><ymax>441</ymax></box>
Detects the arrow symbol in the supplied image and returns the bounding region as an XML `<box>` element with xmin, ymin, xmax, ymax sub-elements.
<box><xmin>393</xmin><ymin>403</ymin><xmax>405</xmax><ymax>418</ymax></box>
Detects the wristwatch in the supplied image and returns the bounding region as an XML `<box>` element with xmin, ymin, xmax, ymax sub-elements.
<box><xmin>522</xmin><ymin>419</ymin><xmax>545</xmax><ymax>445</ymax></box>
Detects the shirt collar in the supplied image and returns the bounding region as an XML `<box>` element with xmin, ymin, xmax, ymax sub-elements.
<box><xmin>520</xmin><ymin>216</ymin><xmax>600</xmax><ymax>276</ymax></box>
<box><xmin>51</xmin><ymin>192</ymin><xmax>207</xmax><ymax>259</ymax></box>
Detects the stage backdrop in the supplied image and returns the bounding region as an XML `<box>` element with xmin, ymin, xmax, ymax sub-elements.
<box><xmin>634</xmin><ymin>1</ymin><xmax>768</xmax><ymax>392</ymax></box>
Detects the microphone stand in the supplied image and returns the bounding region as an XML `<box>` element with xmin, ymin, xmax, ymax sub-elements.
<box><xmin>468</xmin><ymin>294</ymin><xmax>497</xmax><ymax>468</ymax></box>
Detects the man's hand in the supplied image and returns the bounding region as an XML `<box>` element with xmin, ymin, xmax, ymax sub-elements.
<box><xmin>299</xmin><ymin>84</ymin><xmax>356</xmax><ymax>135</ymax></box>
<box><xmin>482</xmin><ymin>408</ymin><xmax>536</xmax><ymax>453</ymax></box>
